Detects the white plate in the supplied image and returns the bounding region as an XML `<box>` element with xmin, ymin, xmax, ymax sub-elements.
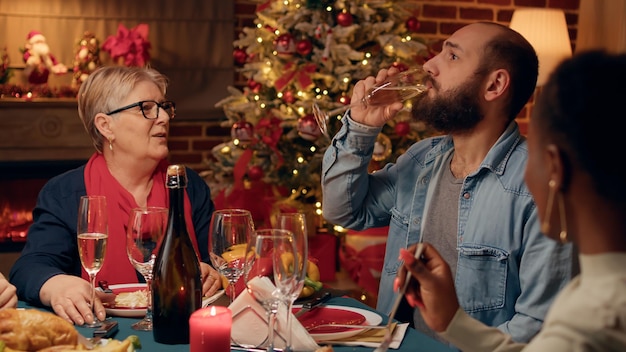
<box><xmin>104</xmin><ymin>284</ymin><xmax>226</xmax><ymax>318</ymax></box>
<box><xmin>104</xmin><ymin>283</ymin><xmax>147</xmax><ymax>318</ymax></box>
<box><xmin>296</xmin><ymin>305</ymin><xmax>383</xmax><ymax>342</ymax></box>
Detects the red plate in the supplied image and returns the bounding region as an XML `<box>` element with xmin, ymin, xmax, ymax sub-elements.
<box><xmin>294</xmin><ymin>306</ymin><xmax>366</xmax><ymax>334</ymax></box>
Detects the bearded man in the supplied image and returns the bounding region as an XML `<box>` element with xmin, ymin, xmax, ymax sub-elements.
<box><xmin>321</xmin><ymin>22</ymin><xmax>575</xmax><ymax>349</ymax></box>
<box><xmin>23</xmin><ymin>30</ymin><xmax>67</xmax><ymax>85</ymax></box>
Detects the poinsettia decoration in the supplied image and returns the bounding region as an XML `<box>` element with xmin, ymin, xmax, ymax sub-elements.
<box><xmin>102</xmin><ymin>23</ymin><xmax>151</xmax><ymax>67</ymax></box>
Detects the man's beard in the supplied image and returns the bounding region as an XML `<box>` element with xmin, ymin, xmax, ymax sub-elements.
<box><xmin>411</xmin><ymin>74</ymin><xmax>485</xmax><ymax>134</ymax></box>
<box><xmin>31</xmin><ymin>42</ymin><xmax>50</xmax><ymax>56</ymax></box>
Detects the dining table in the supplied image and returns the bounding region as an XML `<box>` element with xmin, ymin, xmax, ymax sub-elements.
<box><xmin>17</xmin><ymin>292</ymin><xmax>456</xmax><ymax>352</ymax></box>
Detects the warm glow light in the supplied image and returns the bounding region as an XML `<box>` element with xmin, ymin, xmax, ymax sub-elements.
<box><xmin>509</xmin><ymin>8</ymin><xmax>572</xmax><ymax>86</ymax></box>
<box><xmin>310</xmin><ymin>146</ymin><xmax>316</xmax><ymax>152</ymax></box>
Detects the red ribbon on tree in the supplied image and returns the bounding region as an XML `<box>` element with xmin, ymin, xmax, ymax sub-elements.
<box><xmin>231</xmin><ymin>115</ymin><xmax>284</xmax><ymax>191</ymax></box>
<box><xmin>274</xmin><ymin>62</ymin><xmax>316</xmax><ymax>92</ymax></box>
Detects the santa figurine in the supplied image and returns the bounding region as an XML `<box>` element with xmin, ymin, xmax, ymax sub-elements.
<box><xmin>22</xmin><ymin>30</ymin><xmax>68</xmax><ymax>85</ymax></box>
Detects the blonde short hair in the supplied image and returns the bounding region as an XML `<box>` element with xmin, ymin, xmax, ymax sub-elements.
<box><xmin>77</xmin><ymin>65</ymin><xmax>169</xmax><ymax>153</ymax></box>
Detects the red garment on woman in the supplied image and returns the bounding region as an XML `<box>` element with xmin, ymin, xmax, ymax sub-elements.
<box><xmin>83</xmin><ymin>153</ymin><xmax>199</xmax><ymax>284</ymax></box>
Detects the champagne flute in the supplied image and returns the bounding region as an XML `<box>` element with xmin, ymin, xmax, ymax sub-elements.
<box><xmin>208</xmin><ymin>209</ymin><xmax>256</xmax><ymax>304</ymax></box>
<box><xmin>126</xmin><ymin>206</ymin><xmax>168</xmax><ymax>331</ymax></box>
<box><xmin>312</xmin><ymin>67</ymin><xmax>429</xmax><ymax>137</ymax></box>
<box><xmin>77</xmin><ymin>195</ymin><xmax>108</xmax><ymax>328</ymax></box>
<box><xmin>244</xmin><ymin>229</ymin><xmax>296</xmax><ymax>352</ymax></box>
<box><xmin>273</xmin><ymin>213</ymin><xmax>308</xmax><ymax>352</ymax></box>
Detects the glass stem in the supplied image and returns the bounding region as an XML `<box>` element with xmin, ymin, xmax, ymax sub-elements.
<box><xmin>266</xmin><ymin>309</ymin><xmax>277</xmax><ymax>352</ymax></box>
<box><xmin>145</xmin><ymin>277</ymin><xmax>153</xmax><ymax>322</ymax></box>
<box><xmin>89</xmin><ymin>274</ymin><xmax>97</xmax><ymax>323</ymax></box>
<box><xmin>285</xmin><ymin>300</ymin><xmax>294</xmax><ymax>352</ymax></box>
<box><xmin>229</xmin><ymin>281</ymin><xmax>236</xmax><ymax>305</ymax></box>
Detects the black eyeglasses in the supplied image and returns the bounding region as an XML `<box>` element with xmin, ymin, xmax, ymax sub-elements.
<box><xmin>106</xmin><ymin>100</ymin><xmax>176</xmax><ymax>120</ymax></box>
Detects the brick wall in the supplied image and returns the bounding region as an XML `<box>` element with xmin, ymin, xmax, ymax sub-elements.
<box><xmin>169</xmin><ymin>0</ymin><xmax>581</xmax><ymax>171</ymax></box>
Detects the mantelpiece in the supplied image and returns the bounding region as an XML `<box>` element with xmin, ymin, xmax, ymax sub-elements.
<box><xmin>0</xmin><ymin>98</ymin><xmax>93</xmax><ymax>162</ymax></box>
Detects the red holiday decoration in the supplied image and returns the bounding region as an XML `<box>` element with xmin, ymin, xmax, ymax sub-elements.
<box><xmin>296</xmin><ymin>39</ymin><xmax>313</xmax><ymax>56</ymax></box>
<box><xmin>247</xmin><ymin>165</ymin><xmax>264</xmax><ymax>181</ymax></box>
<box><xmin>338</xmin><ymin>93</ymin><xmax>351</xmax><ymax>106</ymax></box>
<box><xmin>395</xmin><ymin>121</ymin><xmax>411</xmax><ymax>137</ymax></box>
<box><xmin>406</xmin><ymin>16</ymin><xmax>421</xmax><ymax>32</ymax></box>
<box><xmin>274</xmin><ymin>33</ymin><xmax>295</xmax><ymax>58</ymax></box>
<box><xmin>233</xmin><ymin>48</ymin><xmax>247</xmax><ymax>65</ymax></box>
<box><xmin>247</xmin><ymin>78</ymin><xmax>262</xmax><ymax>93</ymax></box>
<box><xmin>282</xmin><ymin>90</ymin><xmax>295</xmax><ymax>104</ymax></box>
<box><xmin>336</xmin><ymin>11</ymin><xmax>354</xmax><ymax>27</ymax></box>
<box><xmin>297</xmin><ymin>114</ymin><xmax>322</xmax><ymax>141</ymax></box>
<box><xmin>231</xmin><ymin>120</ymin><xmax>254</xmax><ymax>145</ymax></box>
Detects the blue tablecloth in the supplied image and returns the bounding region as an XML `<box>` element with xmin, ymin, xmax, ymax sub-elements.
<box><xmin>18</xmin><ymin>297</ymin><xmax>455</xmax><ymax>351</ymax></box>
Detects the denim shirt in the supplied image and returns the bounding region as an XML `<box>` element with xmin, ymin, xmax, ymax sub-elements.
<box><xmin>321</xmin><ymin>115</ymin><xmax>573</xmax><ymax>343</ymax></box>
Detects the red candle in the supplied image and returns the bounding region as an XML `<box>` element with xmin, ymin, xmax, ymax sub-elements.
<box><xmin>189</xmin><ymin>306</ymin><xmax>232</xmax><ymax>352</ymax></box>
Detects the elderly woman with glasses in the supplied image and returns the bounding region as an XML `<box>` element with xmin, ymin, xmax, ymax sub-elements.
<box><xmin>9</xmin><ymin>66</ymin><xmax>221</xmax><ymax>326</ymax></box>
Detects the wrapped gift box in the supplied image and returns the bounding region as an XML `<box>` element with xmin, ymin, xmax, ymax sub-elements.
<box><xmin>340</xmin><ymin>226</ymin><xmax>388</xmax><ymax>297</ymax></box>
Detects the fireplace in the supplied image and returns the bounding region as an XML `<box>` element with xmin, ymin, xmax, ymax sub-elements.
<box><xmin>0</xmin><ymin>99</ymin><xmax>92</xmax><ymax>258</ymax></box>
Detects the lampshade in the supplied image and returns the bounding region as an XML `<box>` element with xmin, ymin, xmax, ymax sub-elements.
<box><xmin>509</xmin><ymin>8</ymin><xmax>572</xmax><ymax>86</ymax></box>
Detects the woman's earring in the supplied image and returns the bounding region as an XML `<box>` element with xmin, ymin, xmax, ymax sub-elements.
<box><xmin>541</xmin><ymin>180</ymin><xmax>557</xmax><ymax>235</ymax></box>
<box><xmin>108</xmin><ymin>136</ymin><xmax>113</xmax><ymax>151</ymax></box>
<box><xmin>557</xmin><ymin>191</ymin><xmax>568</xmax><ymax>243</ymax></box>
<box><xmin>541</xmin><ymin>179</ymin><xmax>568</xmax><ymax>243</ymax></box>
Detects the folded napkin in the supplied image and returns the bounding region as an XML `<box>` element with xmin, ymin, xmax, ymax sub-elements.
<box><xmin>317</xmin><ymin>322</ymin><xmax>409</xmax><ymax>349</ymax></box>
<box><xmin>228</xmin><ymin>276</ymin><xmax>320</xmax><ymax>351</ymax></box>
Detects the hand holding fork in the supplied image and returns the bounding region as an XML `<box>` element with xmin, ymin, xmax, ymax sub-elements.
<box><xmin>373</xmin><ymin>243</ymin><xmax>425</xmax><ymax>352</ymax></box>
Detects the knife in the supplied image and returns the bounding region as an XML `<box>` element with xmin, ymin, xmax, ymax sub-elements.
<box><xmin>294</xmin><ymin>291</ymin><xmax>331</xmax><ymax>318</ymax></box>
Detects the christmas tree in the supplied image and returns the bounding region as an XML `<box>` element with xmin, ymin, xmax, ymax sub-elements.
<box><xmin>205</xmin><ymin>0</ymin><xmax>439</xmax><ymax>226</ymax></box>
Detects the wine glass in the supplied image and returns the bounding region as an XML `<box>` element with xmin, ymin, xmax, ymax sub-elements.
<box><xmin>312</xmin><ymin>66</ymin><xmax>429</xmax><ymax>137</ymax></box>
<box><xmin>208</xmin><ymin>208</ymin><xmax>256</xmax><ymax>304</ymax></box>
<box><xmin>77</xmin><ymin>195</ymin><xmax>108</xmax><ymax>328</ymax></box>
<box><xmin>273</xmin><ymin>213</ymin><xmax>308</xmax><ymax>352</ymax></box>
<box><xmin>244</xmin><ymin>229</ymin><xmax>296</xmax><ymax>352</ymax></box>
<box><xmin>126</xmin><ymin>206</ymin><xmax>168</xmax><ymax>331</ymax></box>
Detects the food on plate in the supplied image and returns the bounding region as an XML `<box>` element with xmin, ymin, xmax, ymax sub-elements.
<box><xmin>0</xmin><ymin>309</ymin><xmax>77</xmax><ymax>351</ymax></box>
<box><xmin>114</xmin><ymin>289</ymin><xmax>147</xmax><ymax>308</ymax></box>
<box><xmin>1</xmin><ymin>335</ymin><xmax>141</xmax><ymax>352</ymax></box>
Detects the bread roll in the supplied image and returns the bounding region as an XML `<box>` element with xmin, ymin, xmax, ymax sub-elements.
<box><xmin>0</xmin><ymin>309</ymin><xmax>78</xmax><ymax>351</ymax></box>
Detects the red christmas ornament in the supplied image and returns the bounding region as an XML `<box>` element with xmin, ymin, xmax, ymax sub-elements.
<box><xmin>231</xmin><ymin>120</ymin><xmax>254</xmax><ymax>146</ymax></box>
<box><xmin>282</xmin><ymin>90</ymin><xmax>295</xmax><ymax>104</ymax></box>
<box><xmin>247</xmin><ymin>165</ymin><xmax>264</xmax><ymax>181</ymax></box>
<box><xmin>395</xmin><ymin>121</ymin><xmax>411</xmax><ymax>137</ymax></box>
<box><xmin>247</xmin><ymin>78</ymin><xmax>262</xmax><ymax>93</ymax></box>
<box><xmin>296</xmin><ymin>39</ymin><xmax>313</xmax><ymax>56</ymax></box>
<box><xmin>297</xmin><ymin>114</ymin><xmax>322</xmax><ymax>141</ymax></box>
<box><xmin>338</xmin><ymin>94</ymin><xmax>351</xmax><ymax>106</ymax></box>
<box><xmin>336</xmin><ymin>11</ymin><xmax>353</xmax><ymax>27</ymax></box>
<box><xmin>275</xmin><ymin>33</ymin><xmax>295</xmax><ymax>58</ymax></box>
<box><xmin>233</xmin><ymin>48</ymin><xmax>247</xmax><ymax>65</ymax></box>
<box><xmin>406</xmin><ymin>17</ymin><xmax>421</xmax><ymax>32</ymax></box>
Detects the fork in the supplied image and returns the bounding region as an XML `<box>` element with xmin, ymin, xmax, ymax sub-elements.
<box><xmin>308</xmin><ymin>323</ymin><xmax>388</xmax><ymax>330</ymax></box>
<box><xmin>373</xmin><ymin>243</ymin><xmax>425</xmax><ymax>352</ymax></box>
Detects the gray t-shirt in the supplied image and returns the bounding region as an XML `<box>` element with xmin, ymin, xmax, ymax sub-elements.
<box><xmin>413</xmin><ymin>152</ymin><xmax>463</xmax><ymax>345</ymax></box>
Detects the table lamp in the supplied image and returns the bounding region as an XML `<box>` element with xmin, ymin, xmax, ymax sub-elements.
<box><xmin>509</xmin><ymin>8</ymin><xmax>572</xmax><ymax>86</ymax></box>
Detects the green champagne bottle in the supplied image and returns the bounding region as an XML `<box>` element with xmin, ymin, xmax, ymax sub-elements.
<box><xmin>152</xmin><ymin>165</ymin><xmax>202</xmax><ymax>344</ymax></box>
